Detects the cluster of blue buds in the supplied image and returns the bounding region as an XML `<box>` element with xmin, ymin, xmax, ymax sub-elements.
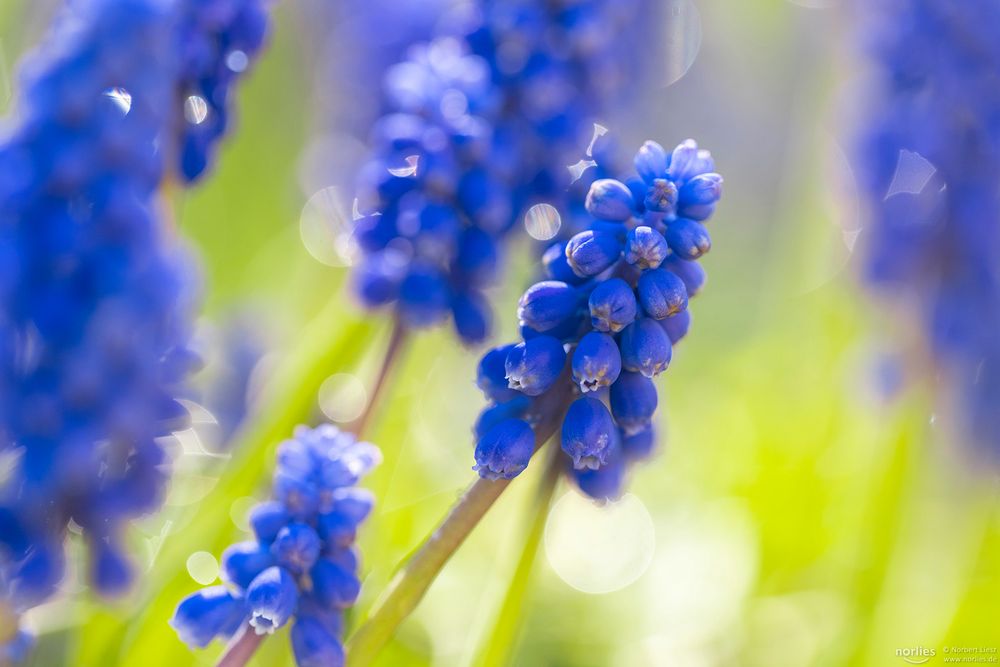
<box><xmin>174</xmin><ymin>0</ymin><xmax>271</xmax><ymax>182</ymax></box>
<box><xmin>352</xmin><ymin>37</ymin><xmax>505</xmax><ymax>344</ymax></box>
<box><xmin>461</xmin><ymin>0</ymin><xmax>649</xmax><ymax>207</ymax></box>
<box><xmin>856</xmin><ymin>0</ymin><xmax>1000</xmax><ymax>453</ymax></box>
<box><xmin>473</xmin><ymin>139</ymin><xmax>722</xmax><ymax>500</ymax></box>
<box><xmin>172</xmin><ymin>425</ymin><xmax>380</xmax><ymax>666</ymax></box>
<box><xmin>350</xmin><ymin>0</ymin><xmax>650</xmax><ymax>345</ymax></box>
<box><xmin>0</xmin><ymin>0</ymin><xmax>197</xmax><ymax>644</ymax></box>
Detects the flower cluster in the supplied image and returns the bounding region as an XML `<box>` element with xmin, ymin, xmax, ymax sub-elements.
<box><xmin>172</xmin><ymin>425</ymin><xmax>380</xmax><ymax>666</ymax></box>
<box><xmin>0</xmin><ymin>0</ymin><xmax>197</xmax><ymax>635</ymax></box>
<box><xmin>350</xmin><ymin>0</ymin><xmax>651</xmax><ymax>344</ymax></box>
<box><xmin>856</xmin><ymin>0</ymin><xmax>1000</xmax><ymax>453</ymax></box>
<box><xmin>473</xmin><ymin>139</ymin><xmax>722</xmax><ymax>499</ymax></box>
<box><xmin>174</xmin><ymin>0</ymin><xmax>271</xmax><ymax>182</ymax></box>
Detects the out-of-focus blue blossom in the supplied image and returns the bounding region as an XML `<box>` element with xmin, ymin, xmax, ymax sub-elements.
<box><xmin>174</xmin><ymin>0</ymin><xmax>271</xmax><ymax>182</ymax></box>
<box><xmin>0</xmin><ymin>0</ymin><xmax>198</xmax><ymax>651</ymax></box>
<box><xmin>172</xmin><ymin>425</ymin><xmax>379</xmax><ymax>665</ymax></box>
<box><xmin>856</xmin><ymin>0</ymin><xmax>1000</xmax><ymax>455</ymax></box>
<box><xmin>196</xmin><ymin>311</ymin><xmax>269</xmax><ymax>448</ymax></box>
<box><xmin>472</xmin><ymin>139</ymin><xmax>723</xmax><ymax>500</ymax></box>
<box><xmin>349</xmin><ymin>1</ymin><xmax>652</xmax><ymax>345</ymax></box>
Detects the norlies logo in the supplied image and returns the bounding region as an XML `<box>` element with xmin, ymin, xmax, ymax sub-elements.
<box><xmin>897</xmin><ymin>646</ymin><xmax>937</xmax><ymax>664</ymax></box>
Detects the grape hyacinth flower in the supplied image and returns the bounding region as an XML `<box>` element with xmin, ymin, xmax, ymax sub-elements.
<box><xmin>172</xmin><ymin>425</ymin><xmax>380</xmax><ymax>666</ymax></box>
<box><xmin>473</xmin><ymin>139</ymin><xmax>722</xmax><ymax>500</ymax></box>
<box><xmin>0</xmin><ymin>0</ymin><xmax>197</xmax><ymax>651</ymax></box>
<box><xmin>856</xmin><ymin>0</ymin><xmax>1000</xmax><ymax>454</ymax></box>
<box><xmin>174</xmin><ymin>0</ymin><xmax>271</xmax><ymax>182</ymax></box>
<box><xmin>350</xmin><ymin>1</ymin><xmax>651</xmax><ymax>345</ymax></box>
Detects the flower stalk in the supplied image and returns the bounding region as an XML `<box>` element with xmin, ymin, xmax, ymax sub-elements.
<box><xmin>344</xmin><ymin>388</ymin><xmax>570</xmax><ymax>666</ymax></box>
<box><xmin>475</xmin><ymin>442</ymin><xmax>562</xmax><ymax>667</ymax></box>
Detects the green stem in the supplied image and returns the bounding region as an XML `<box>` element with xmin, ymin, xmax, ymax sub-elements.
<box><xmin>475</xmin><ymin>445</ymin><xmax>562</xmax><ymax>667</ymax></box>
<box><xmin>215</xmin><ymin>626</ymin><xmax>264</xmax><ymax>667</ymax></box>
<box><xmin>345</xmin><ymin>476</ymin><xmax>513</xmax><ymax>667</ymax></box>
<box><xmin>345</xmin><ymin>382</ymin><xmax>571</xmax><ymax>667</ymax></box>
<box><xmin>350</xmin><ymin>318</ymin><xmax>407</xmax><ymax>438</ymax></box>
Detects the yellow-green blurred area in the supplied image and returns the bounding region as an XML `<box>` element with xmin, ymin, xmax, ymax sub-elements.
<box><xmin>2</xmin><ymin>1</ymin><xmax>998</xmax><ymax>666</ymax></box>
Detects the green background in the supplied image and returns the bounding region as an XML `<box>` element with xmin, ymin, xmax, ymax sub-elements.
<box><xmin>1</xmin><ymin>0</ymin><xmax>997</xmax><ymax>665</ymax></box>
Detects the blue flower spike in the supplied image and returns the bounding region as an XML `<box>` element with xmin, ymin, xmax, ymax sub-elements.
<box><xmin>0</xmin><ymin>0</ymin><xmax>198</xmax><ymax>654</ymax></box>
<box><xmin>857</xmin><ymin>0</ymin><xmax>1000</xmax><ymax>454</ymax></box>
<box><xmin>472</xmin><ymin>138</ymin><xmax>723</xmax><ymax>499</ymax></box>
<box><xmin>348</xmin><ymin>2</ymin><xmax>650</xmax><ymax>344</ymax></box>
<box><xmin>172</xmin><ymin>425</ymin><xmax>380</xmax><ymax>664</ymax></box>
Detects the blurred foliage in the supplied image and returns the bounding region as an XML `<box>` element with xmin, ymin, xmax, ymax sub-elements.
<box><xmin>1</xmin><ymin>0</ymin><xmax>997</xmax><ymax>666</ymax></box>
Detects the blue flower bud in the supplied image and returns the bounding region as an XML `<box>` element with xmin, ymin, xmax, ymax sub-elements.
<box><xmin>332</xmin><ymin>488</ymin><xmax>375</xmax><ymax>527</ymax></box>
<box><xmin>247</xmin><ymin>566</ymin><xmax>298</xmax><ymax>634</ymax></box>
<box><xmin>679</xmin><ymin>202</ymin><xmax>717</xmax><ymax>222</ymax></box>
<box><xmin>352</xmin><ymin>213</ymin><xmax>396</xmax><ymax>253</ymax></box>
<box><xmin>637</xmin><ymin>268</ymin><xmax>688</xmax><ymax>319</ymax></box>
<box><xmin>520</xmin><ymin>314</ymin><xmax>584</xmax><ymax>342</ymax></box>
<box><xmin>326</xmin><ymin>547</ymin><xmax>359</xmax><ymax>574</ymax></box>
<box><xmin>309</xmin><ymin>558</ymin><xmax>361</xmax><ymax>609</ymax></box>
<box><xmin>517</xmin><ymin>281</ymin><xmax>580</xmax><ymax>332</ymax></box>
<box><xmin>572</xmin><ymin>455</ymin><xmax>626</xmax><ymax>502</ymax></box>
<box><xmin>588</xmin><ymin>278</ymin><xmax>637</xmax><ymax>333</ymax></box>
<box><xmin>643</xmin><ymin>178</ymin><xmax>679</xmax><ymax>213</ymax></box>
<box><xmin>352</xmin><ymin>251</ymin><xmax>406</xmax><ymax>308</ymax></box>
<box><xmin>634</xmin><ymin>140</ymin><xmax>668</xmax><ymax>183</ymax></box>
<box><xmin>316</xmin><ymin>488</ymin><xmax>374</xmax><ymax>548</ymax></box>
<box><xmin>625</xmin><ymin>176</ymin><xmax>648</xmax><ymax>209</ymax></box>
<box><xmin>543</xmin><ymin>241</ymin><xmax>586</xmax><ymax>284</ymax></box>
<box><xmin>474</xmin><ymin>395</ymin><xmax>532</xmax><ymax>441</ymax></box>
<box><xmin>665</xmin><ymin>218</ymin><xmax>711</xmax><ymax>260</ymax></box>
<box><xmin>249</xmin><ymin>501</ymin><xmax>290</xmax><ymax>545</ymax></box>
<box><xmin>297</xmin><ymin>595</ymin><xmax>344</xmax><ymax>637</ymax></box>
<box><xmin>398</xmin><ymin>263</ymin><xmax>451</xmax><ymax>327</ymax></box>
<box><xmin>451</xmin><ymin>290</ymin><xmax>491</xmax><ymax>345</ymax></box>
<box><xmin>658</xmin><ymin>310</ymin><xmax>692</xmax><ymax>344</ymax></box>
<box><xmin>452</xmin><ymin>227</ymin><xmax>499</xmax><ymax>288</ymax></box>
<box><xmin>585</xmin><ymin>178</ymin><xmax>634</xmax><ymax>221</ymax></box>
<box><xmin>171</xmin><ymin>586</ymin><xmax>248</xmax><ymax>649</ymax></box>
<box><xmin>221</xmin><ymin>542</ymin><xmax>274</xmax><ymax>592</ymax></box>
<box><xmin>0</xmin><ymin>631</ymin><xmax>33</xmax><ymax>665</ymax></box>
<box><xmin>274</xmin><ymin>470</ymin><xmax>320</xmax><ymax>520</ymax></box>
<box><xmin>91</xmin><ymin>539</ymin><xmax>132</xmax><ymax>597</ymax></box>
<box><xmin>272</xmin><ymin>523</ymin><xmax>322</xmax><ymax>575</ymax></box>
<box><xmin>622</xmin><ymin>424</ymin><xmax>656</xmax><ymax>460</ymax></box>
<box><xmin>415</xmin><ymin>202</ymin><xmax>460</xmax><ymax>260</ymax></box>
<box><xmin>572</xmin><ymin>332</ymin><xmax>621</xmax><ymax>392</ymax></box>
<box><xmin>667</xmin><ymin>139</ymin><xmax>701</xmax><ymax>182</ymax></box>
<box><xmin>473</xmin><ymin>419</ymin><xmax>535</xmax><ymax>480</ymax></box>
<box><xmin>691</xmin><ymin>148</ymin><xmax>715</xmax><ymax>175</ymax></box>
<box><xmin>291</xmin><ymin>616</ymin><xmax>345</xmax><ymax>667</ymax></box>
<box><xmin>678</xmin><ymin>173</ymin><xmax>723</xmax><ymax>208</ymax></box>
<box><xmin>625</xmin><ymin>226</ymin><xmax>669</xmax><ymax>269</ymax></box>
<box><xmin>565</xmin><ymin>230</ymin><xmax>623</xmax><ymax>277</ymax></box>
<box><xmin>610</xmin><ymin>371</ymin><xmax>658</xmax><ymax>435</ymax></box>
<box><xmin>663</xmin><ymin>256</ymin><xmax>706</xmax><ymax>296</ymax></box>
<box><xmin>10</xmin><ymin>544</ymin><xmax>63</xmax><ymax>606</ymax></box>
<box><xmin>619</xmin><ymin>319</ymin><xmax>672</xmax><ymax>377</ymax></box>
<box><xmin>561</xmin><ymin>397</ymin><xmax>617</xmax><ymax>470</ymax></box>
<box><xmin>505</xmin><ymin>336</ymin><xmax>566</xmax><ymax>396</ymax></box>
<box><xmin>476</xmin><ymin>344</ymin><xmax>520</xmax><ymax>402</ymax></box>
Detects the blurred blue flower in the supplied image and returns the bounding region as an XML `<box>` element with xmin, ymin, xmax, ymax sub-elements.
<box><xmin>0</xmin><ymin>0</ymin><xmax>198</xmax><ymax>653</ymax></box>
<box><xmin>175</xmin><ymin>0</ymin><xmax>271</xmax><ymax>182</ymax></box>
<box><xmin>856</xmin><ymin>0</ymin><xmax>1000</xmax><ymax>455</ymax></box>
<box><xmin>172</xmin><ymin>425</ymin><xmax>380</xmax><ymax>664</ymax></box>
<box><xmin>472</xmin><ymin>139</ymin><xmax>722</xmax><ymax>500</ymax></box>
<box><xmin>350</xmin><ymin>0</ymin><xmax>652</xmax><ymax>345</ymax></box>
